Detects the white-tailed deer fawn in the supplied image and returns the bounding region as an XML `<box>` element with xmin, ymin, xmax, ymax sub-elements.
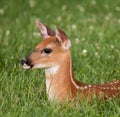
<box><xmin>21</xmin><ymin>20</ymin><xmax>120</xmax><ymax>102</ymax></box>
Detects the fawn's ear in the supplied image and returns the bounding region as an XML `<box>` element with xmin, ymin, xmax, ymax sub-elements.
<box><xmin>55</xmin><ymin>28</ymin><xmax>71</xmax><ymax>49</ymax></box>
<box><xmin>35</xmin><ymin>20</ymin><xmax>55</xmax><ymax>39</ymax></box>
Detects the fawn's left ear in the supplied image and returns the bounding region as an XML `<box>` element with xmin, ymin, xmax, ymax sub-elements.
<box><xmin>55</xmin><ymin>28</ymin><xmax>71</xmax><ymax>49</ymax></box>
<box><xmin>35</xmin><ymin>20</ymin><xmax>55</xmax><ymax>39</ymax></box>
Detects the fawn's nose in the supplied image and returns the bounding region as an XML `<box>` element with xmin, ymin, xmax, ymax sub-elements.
<box><xmin>21</xmin><ymin>58</ymin><xmax>32</xmax><ymax>66</ymax></box>
<box><xmin>21</xmin><ymin>58</ymin><xmax>33</xmax><ymax>69</ymax></box>
<box><xmin>21</xmin><ymin>58</ymin><xmax>27</xmax><ymax>65</ymax></box>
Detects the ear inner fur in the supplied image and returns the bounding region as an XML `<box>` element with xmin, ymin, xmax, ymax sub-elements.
<box><xmin>55</xmin><ymin>28</ymin><xmax>71</xmax><ymax>49</ymax></box>
<box><xmin>35</xmin><ymin>20</ymin><xmax>55</xmax><ymax>38</ymax></box>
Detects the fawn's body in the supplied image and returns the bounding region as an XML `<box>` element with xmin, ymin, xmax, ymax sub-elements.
<box><xmin>21</xmin><ymin>21</ymin><xmax>120</xmax><ymax>102</ymax></box>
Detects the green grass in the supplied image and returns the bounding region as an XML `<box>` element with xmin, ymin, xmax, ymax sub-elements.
<box><xmin>0</xmin><ymin>0</ymin><xmax>120</xmax><ymax>116</ymax></box>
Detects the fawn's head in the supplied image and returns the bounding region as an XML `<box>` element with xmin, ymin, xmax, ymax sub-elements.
<box><xmin>21</xmin><ymin>20</ymin><xmax>71</xmax><ymax>69</ymax></box>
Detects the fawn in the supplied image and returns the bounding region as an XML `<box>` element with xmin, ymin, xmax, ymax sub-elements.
<box><xmin>21</xmin><ymin>20</ymin><xmax>120</xmax><ymax>103</ymax></box>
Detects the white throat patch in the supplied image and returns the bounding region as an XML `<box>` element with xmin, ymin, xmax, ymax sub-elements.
<box><xmin>45</xmin><ymin>65</ymin><xmax>59</xmax><ymax>75</ymax></box>
<box><xmin>45</xmin><ymin>65</ymin><xmax>59</xmax><ymax>101</ymax></box>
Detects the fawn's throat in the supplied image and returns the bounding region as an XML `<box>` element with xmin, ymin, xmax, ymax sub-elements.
<box><xmin>45</xmin><ymin>52</ymin><xmax>78</xmax><ymax>101</ymax></box>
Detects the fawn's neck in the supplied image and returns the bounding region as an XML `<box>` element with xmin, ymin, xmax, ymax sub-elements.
<box><xmin>45</xmin><ymin>51</ymin><xmax>84</xmax><ymax>102</ymax></box>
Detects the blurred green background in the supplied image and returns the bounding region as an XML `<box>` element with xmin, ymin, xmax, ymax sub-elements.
<box><xmin>0</xmin><ymin>0</ymin><xmax>120</xmax><ymax>117</ymax></box>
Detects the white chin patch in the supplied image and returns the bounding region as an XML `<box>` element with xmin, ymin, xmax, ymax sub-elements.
<box><xmin>33</xmin><ymin>64</ymin><xmax>48</xmax><ymax>69</ymax></box>
<box><xmin>22</xmin><ymin>63</ymin><xmax>31</xmax><ymax>69</ymax></box>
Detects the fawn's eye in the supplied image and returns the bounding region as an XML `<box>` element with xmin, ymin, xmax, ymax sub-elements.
<box><xmin>43</xmin><ymin>48</ymin><xmax>52</xmax><ymax>54</ymax></box>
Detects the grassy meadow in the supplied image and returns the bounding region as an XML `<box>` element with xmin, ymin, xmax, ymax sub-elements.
<box><xmin>0</xmin><ymin>0</ymin><xmax>120</xmax><ymax>116</ymax></box>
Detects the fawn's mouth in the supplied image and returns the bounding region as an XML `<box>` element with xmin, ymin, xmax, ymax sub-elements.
<box><xmin>21</xmin><ymin>58</ymin><xmax>33</xmax><ymax>69</ymax></box>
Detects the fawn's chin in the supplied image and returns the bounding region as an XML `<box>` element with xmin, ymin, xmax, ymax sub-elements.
<box><xmin>22</xmin><ymin>63</ymin><xmax>51</xmax><ymax>69</ymax></box>
<box><xmin>22</xmin><ymin>63</ymin><xmax>32</xmax><ymax>69</ymax></box>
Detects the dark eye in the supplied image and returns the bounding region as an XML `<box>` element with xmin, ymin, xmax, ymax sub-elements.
<box><xmin>43</xmin><ymin>48</ymin><xmax>52</xmax><ymax>54</ymax></box>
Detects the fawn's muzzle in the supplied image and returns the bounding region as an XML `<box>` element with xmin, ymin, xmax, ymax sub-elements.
<box><xmin>21</xmin><ymin>58</ymin><xmax>33</xmax><ymax>69</ymax></box>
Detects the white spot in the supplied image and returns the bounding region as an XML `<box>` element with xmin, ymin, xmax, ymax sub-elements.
<box><xmin>84</xmin><ymin>86</ymin><xmax>88</xmax><ymax>89</ymax></box>
<box><xmin>71</xmin><ymin>24</ymin><xmax>77</xmax><ymax>30</ymax></box>
<box><xmin>82</xmin><ymin>49</ymin><xmax>87</xmax><ymax>56</ymax></box>
<box><xmin>88</xmin><ymin>85</ymin><xmax>92</xmax><ymax>88</ymax></box>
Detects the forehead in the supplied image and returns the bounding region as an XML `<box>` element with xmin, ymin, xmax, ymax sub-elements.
<box><xmin>35</xmin><ymin>37</ymin><xmax>60</xmax><ymax>49</ymax></box>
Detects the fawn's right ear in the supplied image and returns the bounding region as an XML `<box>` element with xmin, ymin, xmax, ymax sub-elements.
<box><xmin>35</xmin><ymin>20</ymin><xmax>55</xmax><ymax>39</ymax></box>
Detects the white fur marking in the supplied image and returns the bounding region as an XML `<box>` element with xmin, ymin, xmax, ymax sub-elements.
<box><xmin>46</xmin><ymin>79</ymin><xmax>54</xmax><ymax>100</ymax></box>
<box><xmin>46</xmin><ymin>79</ymin><xmax>58</xmax><ymax>101</ymax></box>
<box><xmin>23</xmin><ymin>63</ymin><xmax>31</xmax><ymax>69</ymax></box>
<box><xmin>46</xmin><ymin>65</ymin><xmax>59</xmax><ymax>75</ymax></box>
<box><xmin>45</xmin><ymin>66</ymin><xmax>59</xmax><ymax>101</ymax></box>
<box><xmin>69</xmin><ymin>53</ymin><xmax>81</xmax><ymax>89</ymax></box>
<box><xmin>88</xmin><ymin>85</ymin><xmax>92</xmax><ymax>88</ymax></box>
<box><xmin>84</xmin><ymin>86</ymin><xmax>88</xmax><ymax>89</ymax></box>
<box><xmin>33</xmin><ymin>64</ymin><xmax>48</xmax><ymax>68</ymax></box>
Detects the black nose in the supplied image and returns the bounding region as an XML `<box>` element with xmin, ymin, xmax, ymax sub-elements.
<box><xmin>21</xmin><ymin>58</ymin><xmax>33</xmax><ymax>67</ymax></box>
<box><xmin>21</xmin><ymin>58</ymin><xmax>27</xmax><ymax>65</ymax></box>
